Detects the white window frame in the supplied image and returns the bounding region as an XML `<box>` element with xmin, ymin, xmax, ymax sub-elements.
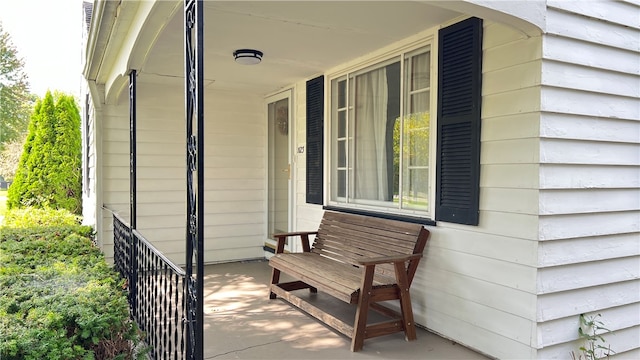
<box><xmin>326</xmin><ymin>35</ymin><xmax>437</xmax><ymax>218</ymax></box>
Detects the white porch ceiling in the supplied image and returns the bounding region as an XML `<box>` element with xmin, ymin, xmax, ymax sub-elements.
<box><xmin>140</xmin><ymin>1</ymin><xmax>462</xmax><ymax>95</ymax></box>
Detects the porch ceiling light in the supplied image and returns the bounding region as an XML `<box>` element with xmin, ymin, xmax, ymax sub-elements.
<box><xmin>233</xmin><ymin>49</ymin><xmax>263</xmax><ymax>65</ymax></box>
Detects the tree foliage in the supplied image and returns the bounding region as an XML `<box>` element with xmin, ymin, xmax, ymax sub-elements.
<box><xmin>0</xmin><ymin>133</ymin><xmax>25</xmax><ymax>181</ymax></box>
<box><xmin>7</xmin><ymin>91</ymin><xmax>82</xmax><ymax>214</ymax></box>
<box><xmin>0</xmin><ymin>23</ymin><xmax>33</xmax><ymax>150</ymax></box>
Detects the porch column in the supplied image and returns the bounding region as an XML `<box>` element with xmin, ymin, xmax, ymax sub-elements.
<box><xmin>128</xmin><ymin>69</ymin><xmax>138</xmax><ymax>317</ymax></box>
<box><xmin>184</xmin><ymin>1</ymin><xmax>204</xmax><ymax>359</ymax></box>
<box><xmin>129</xmin><ymin>69</ymin><xmax>137</xmax><ymax>230</ymax></box>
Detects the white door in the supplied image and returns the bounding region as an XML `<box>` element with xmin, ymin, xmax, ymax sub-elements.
<box><xmin>266</xmin><ymin>91</ymin><xmax>293</xmax><ymax>254</ymax></box>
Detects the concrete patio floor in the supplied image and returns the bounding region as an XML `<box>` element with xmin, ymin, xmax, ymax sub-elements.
<box><xmin>201</xmin><ymin>260</ymin><xmax>489</xmax><ymax>360</ymax></box>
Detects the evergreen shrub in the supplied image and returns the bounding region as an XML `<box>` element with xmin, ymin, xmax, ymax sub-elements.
<box><xmin>0</xmin><ymin>209</ymin><xmax>142</xmax><ymax>359</ymax></box>
<box><xmin>7</xmin><ymin>91</ymin><xmax>82</xmax><ymax>214</ymax></box>
<box><xmin>2</xmin><ymin>206</ymin><xmax>81</xmax><ymax>228</ymax></box>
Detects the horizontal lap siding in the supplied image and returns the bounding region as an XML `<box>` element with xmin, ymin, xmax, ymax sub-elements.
<box><xmin>538</xmin><ymin>325</ymin><xmax>640</xmax><ymax>360</ymax></box>
<box><xmin>201</xmin><ymin>90</ymin><xmax>266</xmax><ymax>264</ymax></box>
<box><xmin>131</xmin><ymin>82</ymin><xmax>185</xmax><ymax>265</ymax></box>
<box><xmin>414</xmin><ymin>21</ymin><xmax>541</xmax><ymax>359</ymax></box>
<box><xmin>100</xmin><ymin>102</ymin><xmax>130</xmax><ymax>262</ymax></box>
<box><xmin>103</xmin><ymin>83</ymin><xmax>266</xmax><ymax>266</ymax></box>
<box><xmin>537</xmin><ymin>2</ymin><xmax>640</xmax><ymax>357</ymax></box>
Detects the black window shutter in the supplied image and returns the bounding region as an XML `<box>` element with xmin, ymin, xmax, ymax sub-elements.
<box><xmin>306</xmin><ymin>76</ymin><xmax>324</xmax><ymax>205</ymax></box>
<box><xmin>436</xmin><ymin>17</ymin><xmax>483</xmax><ymax>225</ymax></box>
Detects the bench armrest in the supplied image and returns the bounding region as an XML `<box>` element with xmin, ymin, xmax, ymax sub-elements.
<box><xmin>272</xmin><ymin>231</ymin><xmax>318</xmax><ymax>253</ymax></box>
<box><xmin>357</xmin><ymin>253</ymin><xmax>423</xmax><ymax>266</ymax></box>
<box><xmin>272</xmin><ymin>231</ymin><xmax>318</xmax><ymax>238</ymax></box>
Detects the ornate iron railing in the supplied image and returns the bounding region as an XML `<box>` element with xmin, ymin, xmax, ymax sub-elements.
<box><xmin>113</xmin><ymin>1</ymin><xmax>204</xmax><ymax>357</ymax></box>
<box><xmin>113</xmin><ymin>214</ymin><xmax>132</xmax><ymax>295</ymax></box>
<box><xmin>113</xmin><ymin>214</ymin><xmax>187</xmax><ymax>359</ymax></box>
<box><xmin>184</xmin><ymin>1</ymin><xmax>205</xmax><ymax>358</ymax></box>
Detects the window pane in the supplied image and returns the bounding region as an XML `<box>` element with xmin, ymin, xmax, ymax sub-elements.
<box><xmin>392</xmin><ymin>118</ymin><xmax>400</xmax><ymax>201</ymax></box>
<box><xmin>401</xmin><ymin>111</ymin><xmax>429</xmax><ymax>210</ymax></box>
<box><xmin>338</xmin><ymin>140</ymin><xmax>346</xmax><ymax>167</ymax></box>
<box><xmin>338</xmin><ymin>110</ymin><xmax>346</xmax><ymax>138</ymax></box>
<box><xmin>411</xmin><ymin>93</ymin><xmax>429</xmax><ymax>114</ymax></box>
<box><xmin>402</xmin><ymin>48</ymin><xmax>430</xmax><ymax>211</ymax></box>
<box><xmin>405</xmin><ymin>112</ymin><xmax>429</xmax><ymax>167</ymax></box>
<box><xmin>403</xmin><ymin>168</ymin><xmax>428</xmax><ymax>210</ymax></box>
<box><xmin>337</xmin><ymin>169</ymin><xmax>346</xmax><ymax>198</ymax></box>
<box><xmin>353</xmin><ymin>62</ymin><xmax>400</xmax><ymax>202</ymax></box>
<box><xmin>338</xmin><ymin>80</ymin><xmax>346</xmax><ymax>108</ymax></box>
<box><xmin>411</xmin><ymin>53</ymin><xmax>429</xmax><ymax>90</ymax></box>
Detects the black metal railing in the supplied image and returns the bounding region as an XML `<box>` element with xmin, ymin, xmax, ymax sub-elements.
<box><xmin>113</xmin><ymin>214</ymin><xmax>187</xmax><ymax>359</ymax></box>
<box><xmin>113</xmin><ymin>215</ymin><xmax>132</xmax><ymax>296</ymax></box>
<box><xmin>184</xmin><ymin>1</ymin><xmax>205</xmax><ymax>358</ymax></box>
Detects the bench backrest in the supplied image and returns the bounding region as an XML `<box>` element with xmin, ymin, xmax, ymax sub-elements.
<box><xmin>311</xmin><ymin>211</ymin><xmax>430</xmax><ymax>284</ymax></box>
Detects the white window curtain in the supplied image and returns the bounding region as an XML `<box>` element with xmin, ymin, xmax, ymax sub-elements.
<box><xmin>354</xmin><ymin>67</ymin><xmax>389</xmax><ymax>201</ymax></box>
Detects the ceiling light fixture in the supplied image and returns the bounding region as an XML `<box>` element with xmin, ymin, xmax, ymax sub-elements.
<box><xmin>233</xmin><ymin>49</ymin><xmax>263</xmax><ymax>65</ymax></box>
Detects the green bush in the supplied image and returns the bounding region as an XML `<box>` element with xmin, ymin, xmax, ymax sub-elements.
<box><xmin>2</xmin><ymin>206</ymin><xmax>81</xmax><ymax>228</ymax></box>
<box><xmin>7</xmin><ymin>91</ymin><xmax>82</xmax><ymax>215</ymax></box>
<box><xmin>0</xmin><ymin>213</ymin><xmax>141</xmax><ymax>359</ymax></box>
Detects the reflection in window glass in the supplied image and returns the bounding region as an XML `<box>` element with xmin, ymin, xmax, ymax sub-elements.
<box><xmin>403</xmin><ymin>51</ymin><xmax>430</xmax><ymax>210</ymax></box>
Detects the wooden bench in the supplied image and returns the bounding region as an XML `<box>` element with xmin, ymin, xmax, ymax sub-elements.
<box><xmin>268</xmin><ymin>211</ymin><xmax>430</xmax><ymax>351</ymax></box>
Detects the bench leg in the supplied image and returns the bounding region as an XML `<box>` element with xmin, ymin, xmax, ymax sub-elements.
<box><xmin>351</xmin><ymin>265</ymin><xmax>375</xmax><ymax>352</ymax></box>
<box><xmin>269</xmin><ymin>268</ymin><xmax>281</xmax><ymax>299</ymax></box>
<box><xmin>394</xmin><ymin>262</ymin><xmax>417</xmax><ymax>341</ymax></box>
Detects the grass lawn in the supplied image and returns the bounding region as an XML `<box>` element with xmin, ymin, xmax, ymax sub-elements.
<box><xmin>0</xmin><ymin>190</ymin><xmax>7</xmax><ymax>216</ymax></box>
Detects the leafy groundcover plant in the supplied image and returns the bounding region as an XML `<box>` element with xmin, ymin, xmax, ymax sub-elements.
<box><xmin>0</xmin><ymin>208</ymin><xmax>143</xmax><ymax>359</ymax></box>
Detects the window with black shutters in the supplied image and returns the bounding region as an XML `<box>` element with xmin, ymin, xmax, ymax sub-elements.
<box><xmin>316</xmin><ymin>17</ymin><xmax>482</xmax><ymax>225</ymax></box>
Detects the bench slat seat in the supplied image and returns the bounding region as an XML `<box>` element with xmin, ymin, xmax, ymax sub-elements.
<box><xmin>268</xmin><ymin>211</ymin><xmax>430</xmax><ymax>352</ymax></box>
<box><xmin>269</xmin><ymin>252</ymin><xmax>397</xmax><ymax>303</ymax></box>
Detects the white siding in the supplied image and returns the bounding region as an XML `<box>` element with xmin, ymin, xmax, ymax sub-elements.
<box><xmin>132</xmin><ymin>83</ymin><xmax>184</xmax><ymax>264</ymax></box>
<box><xmin>134</xmin><ymin>83</ymin><xmax>266</xmax><ymax>265</ymax></box>
<box><xmin>412</xmin><ymin>21</ymin><xmax>542</xmax><ymax>359</ymax></box>
<box><xmin>97</xmin><ymin>97</ymin><xmax>129</xmax><ymax>262</ymax></box>
<box><xmin>536</xmin><ymin>2</ymin><xmax>640</xmax><ymax>358</ymax></box>
<box><xmin>201</xmin><ymin>89</ymin><xmax>266</xmax><ymax>263</ymax></box>
<box><xmin>97</xmin><ymin>83</ymin><xmax>266</xmax><ymax>265</ymax></box>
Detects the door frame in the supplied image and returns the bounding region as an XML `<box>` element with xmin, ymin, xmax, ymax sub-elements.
<box><xmin>264</xmin><ymin>88</ymin><xmax>296</xmax><ymax>255</ymax></box>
